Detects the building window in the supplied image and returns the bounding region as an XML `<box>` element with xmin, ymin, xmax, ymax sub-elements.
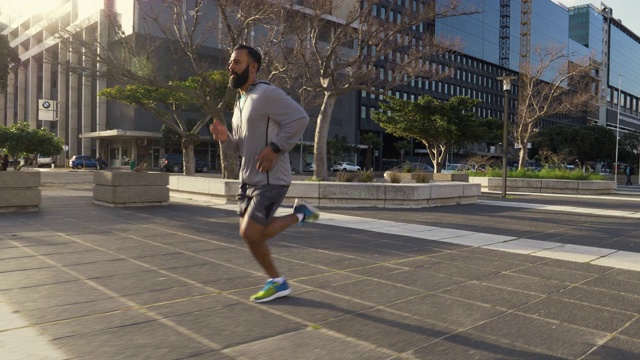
<box><xmin>361</xmin><ymin>106</ymin><xmax>367</xmax><ymax>118</ymax></box>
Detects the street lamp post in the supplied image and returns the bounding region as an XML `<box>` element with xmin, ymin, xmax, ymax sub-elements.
<box><xmin>497</xmin><ymin>75</ymin><xmax>516</xmax><ymax>198</ymax></box>
<box><xmin>614</xmin><ymin>74</ymin><xmax>621</xmax><ymax>187</ymax></box>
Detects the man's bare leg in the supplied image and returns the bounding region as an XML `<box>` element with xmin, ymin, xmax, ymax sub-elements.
<box><xmin>239</xmin><ymin>214</ymin><xmax>299</xmax><ymax>278</ymax></box>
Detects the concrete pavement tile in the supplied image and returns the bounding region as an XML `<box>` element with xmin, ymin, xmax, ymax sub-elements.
<box><xmin>377</xmin><ymin>268</ymin><xmax>467</xmax><ymax>292</ymax></box>
<box><xmin>145</xmin><ymin>294</ymin><xmax>238</xmax><ymax>319</ymax></box>
<box><xmin>581</xmin><ymin>274</ymin><xmax>640</xmax><ymax>297</ymax></box>
<box><xmin>385</xmin><ymin>293</ymin><xmax>506</xmax><ymax>329</ymax></box>
<box><xmin>132</xmin><ymin>252</ymin><xmax>216</xmax><ymax>270</ymax></box>
<box><xmin>166</xmin><ymin>262</ymin><xmax>257</xmax><ymax>285</ymax></box>
<box><xmin>257</xmin><ymin>289</ymin><xmax>374</xmax><ymax>324</ymax></box>
<box><xmin>392</xmin><ymin>256</ymin><xmax>444</xmax><ymax>269</ymax></box>
<box><xmin>516</xmin><ymin>297</ymin><xmax>636</xmax><ymax>333</ymax></box>
<box><xmin>51</xmin><ymin>319</ymin><xmax>216</xmax><ymax>360</ymax></box>
<box><xmin>0</xmin><ymin>267</ymin><xmax>78</xmax><ymax>290</ymax></box>
<box><xmin>461</xmin><ymin>247</ymin><xmax>551</xmax><ymax>264</ymax></box>
<box><xmin>438</xmin><ymin>282</ymin><xmax>543</xmax><ymax>310</ymax></box>
<box><xmin>418</xmin><ymin>261</ymin><xmax>502</xmax><ymax>281</ymax></box>
<box><xmin>167</xmin><ymin>302</ymin><xmax>305</xmax><ymax>348</ymax></box>
<box><xmin>592</xmin><ymin>251</ymin><xmax>640</xmax><ymax>271</ymax></box>
<box><xmin>123</xmin><ymin>285</ymin><xmax>213</xmax><ymax>306</ymax></box>
<box><xmin>510</xmin><ymin>264</ymin><xmax>599</xmax><ymax>284</ymax></box>
<box><xmin>1</xmin><ymin>281</ymin><xmax>112</xmax><ymax>310</ymax></box>
<box><xmin>21</xmin><ymin>242</ymin><xmax>96</xmax><ymax>255</ymax></box>
<box><xmin>179</xmin><ymin>351</ymin><xmax>236</xmax><ymax>359</ymax></box>
<box><xmin>1</xmin><ymin>230</ymin><xmax>67</xmax><ymax>240</ymax></box>
<box><xmin>294</xmin><ymin>272</ymin><xmax>363</xmax><ymax>288</ymax></box>
<box><xmin>107</xmin><ymin>244</ymin><xmax>182</xmax><ymax>258</ymax></box>
<box><xmin>0</xmin><ymin>256</ymin><xmax>54</xmax><ymax>273</ymax></box>
<box><xmin>553</xmin><ymin>286</ymin><xmax>640</xmax><ymax>314</ymax></box>
<box><xmin>412</xmin><ymin>332</ymin><xmax>564</xmax><ymax>360</ymax></box>
<box><xmin>0</xmin><ymin>327</ymin><xmax>68</xmax><ymax>360</ymax></box>
<box><xmin>602</xmin><ymin>268</ymin><xmax>640</xmax><ymax>283</ymax></box>
<box><xmin>89</xmin><ymin>270</ymin><xmax>191</xmax><ymax>296</ymax></box>
<box><xmin>225</xmin><ymin>328</ymin><xmax>391</xmax><ymax>360</ymax></box>
<box><xmin>536</xmin><ymin>258</ymin><xmax>613</xmax><ymax>275</ymax></box>
<box><xmin>483</xmin><ymin>239</ymin><xmax>563</xmax><ymax>255</ymax></box>
<box><xmin>346</xmin><ymin>264</ymin><xmax>410</xmax><ymax>277</ymax></box>
<box><xmin>14</xmin><ymin>297</ymin><xmax>126</xmax><ymax>324</ymax></box>
<box><xmin>40</xmin><ymin>310</ymin><xmax>157</xmax><ymax>339</ymax></box>
<box><xmin>164</xmin><ymin>239</ymin><xmax>234</xmax><ymax>252</ymax></box>
<box><xmin>43</xmin><ymin>249</ymin><xmax>123</xmax><ymax>265</ymax></box>
<box><xmin>619</xmin><ymin>317</ymin><xmax>640</xmax><ymax>340</ymax></box>
<box><xmin>66</xmin><ymin>259</ymin><xmax>152</xmax><ymax>279</ymax></box>
<box><xmin>532</xmin><ymin>244</ymin><xmax>617</xmax><ymax>263</ymax></box>
<box><xmin>321</xmin><ymin>308</ymin><xmax>457</xmax><ymax>354</ymax></box>
<box><xmin>432</xmin><ymin>253</ymin><xmax>528</xmax><ymax>273</ymax></box>
<box><xmin>468</xmin><ymin>312</ymin><xmax>607</xmax><ymax>359</ymax></box>
<box><xmin>0</xmin><ymin>239</ymin><xmax>17</xmax><ymax>249</ymax></box>
<box><xmin>323</xmin><ymin>278</ymin><xmax>425</xmax><ymax>306</ymax></box>
<box><xmin>73</xmin><ymin>236</ymin><xmax>148</xmax><ymax>250</ymax></box>
<box><xmin>583</xmin><ymin>336</ymin><xmax>640</xmax><ymax>360</ymax></box>
<box><xmin>6</xmin><ymin>235</ymin><xmax>77</xmax><ymax>247</ymax></box>
<box><xmin>479</xmin><ymin>273</ymin><xmax>571</xmax><ymax>295</ymax></box>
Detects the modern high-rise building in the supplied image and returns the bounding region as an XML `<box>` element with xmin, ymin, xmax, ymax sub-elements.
<box><xmin>1</xmin><ymin>1</ymin><xmax>639</xmax><ymax>169</ymax></box>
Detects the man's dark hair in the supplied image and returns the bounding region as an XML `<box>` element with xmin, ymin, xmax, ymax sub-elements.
<box><xmin>233</xmin><ymin>44</ymin><xmax>262</xmax><ymax>72</ymax></box>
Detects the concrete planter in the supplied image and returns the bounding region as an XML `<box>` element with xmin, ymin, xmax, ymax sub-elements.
<box><xmin>94</xmin><ymin>172</ymin><xmax>170</xmax><ymax>207</ymax></box>
<box><xmin>469</xmin><ymin>177</ymin><xmax>616</xmax><ymax>194</ymax></box>
<box><xmin>383</xmin><ymin>172</ymin><xmax>434</xmax><ymax>183</ymax></box>
<box><xmin>0</xmin><ymin>171</ymin><xmax>41</xmax><ymax>212</ymax></box>
<box><xmin>169</xmin><ymin>177</ymin><xmax>480</xmax><ymax>208</ymax></box>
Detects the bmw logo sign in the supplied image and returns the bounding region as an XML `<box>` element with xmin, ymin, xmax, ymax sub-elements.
<box><xmin>42</xmin><ymin>101</ymin><xmax>51</xmax><ymax>109</ymax></box>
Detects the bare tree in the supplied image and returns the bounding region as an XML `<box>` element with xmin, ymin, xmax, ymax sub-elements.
<box><xmin>277</xmin><ymin>0</ymin><xmax>476</xmax><ymax>180</ymax></box>
<box><xmin>514</xmin><ymin>44</ymin><xmax>598</xmax><ymax>169</ymax></box>
<box><xmin>58</xmin><ymin>0</ymin><xmax>288</xmax><ymax>178</ymax></box>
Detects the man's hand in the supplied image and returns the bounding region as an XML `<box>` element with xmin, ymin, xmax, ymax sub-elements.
<box><xmin>256</xmin><ymin>146</ymin><xmax>278</xmax><ymax>172</ymax></box>
<box><xmin>209</xmin><ymin>120</ymin><xmax>228</xmax><ymax>143</ymax></box>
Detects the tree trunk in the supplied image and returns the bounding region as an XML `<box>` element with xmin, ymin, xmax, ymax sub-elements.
<box><xmin>182</xmin><ymin>142</ymin><xmax>195</xmax><ymax>176</ymax></box>
<box><xmin>220</xmin><ymin>146</ymin><xmax>239</xmax><ymax>179</ymax></box>
<box><xmin>313</xmin><ymin>92</ymin><xmax>336</xmax><ymax>181</ymax></box>
<box><xmin>518</xmin><ymin>145</ymin><xmax>528</xmax><ymax>169</ymax></box>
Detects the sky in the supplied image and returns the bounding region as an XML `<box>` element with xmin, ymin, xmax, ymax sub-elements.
<box><xmin>559</xmin><ymin>0</ymin><xmax>640</xmax><ymax>36</ymax></box>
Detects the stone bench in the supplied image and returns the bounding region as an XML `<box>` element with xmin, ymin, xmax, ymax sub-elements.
<box><xmin>469</xmin><ymin>177</ymin><xmax>616</xmax><ymax>195</ymax></box>
<box><xmin>0</xmin><ymin>171</ymin><xmax>41</xmax><ymax>212</ymax></box>
<box><xmin>94</xmin><ymin>172</ymin><xmax>170</xmax><ymax>207</ymax></box>
<box><xmin>169</xmin><ymin>177</ymin><xmax>480</xmax><ymax>208</ymax></box>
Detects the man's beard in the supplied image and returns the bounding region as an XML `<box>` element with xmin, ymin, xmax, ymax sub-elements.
<box><xmin>230</xmin><ymin>65</ymin><xmax>250</xmax><ymax>89</ymax></box>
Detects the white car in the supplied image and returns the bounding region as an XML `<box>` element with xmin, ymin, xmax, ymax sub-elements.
<box><xmin>37</xmin><ymin>154</ymin><xmax>54</xmax><ymax>168</ymax></box>
<box><xmin>441</xmin><ymin>164</ymin><xmax>469</xmax><ymax>173</ymax></box>
<box><xmin>332</xmin><ymin>162</ymin><xmax>361</xmax><ymax>172</ymax></box>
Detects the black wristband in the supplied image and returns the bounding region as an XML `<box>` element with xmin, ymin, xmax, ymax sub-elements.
<box><xmin>269</xmin><ymin>142</ymin><xmax>283</xmax><ymax>154</ymax></box>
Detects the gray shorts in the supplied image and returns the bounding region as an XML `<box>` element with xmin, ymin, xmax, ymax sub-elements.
<box><xmin>237</xmin><ymin>183</ymin><xmax>289</xmax><ymax>226</ymax></box>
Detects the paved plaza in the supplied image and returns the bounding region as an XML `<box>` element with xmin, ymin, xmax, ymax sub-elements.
<box><xmin>1</xmin><ymin>171</ymin><xmax>640</xmax><ymax>359</ymax></box>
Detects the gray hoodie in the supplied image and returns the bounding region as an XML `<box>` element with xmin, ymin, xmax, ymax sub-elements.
<box><xmin>222</xmin><ymin>82</ymin><xmax>309</xmax><ymax>186</ymax></box>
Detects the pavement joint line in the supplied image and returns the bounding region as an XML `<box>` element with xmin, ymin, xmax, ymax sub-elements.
<box><xmin>8</xmin><ymin>239</ymin><xmax>226</xmax><ymax>351</ymax></box>
<box><xmin>6</xmin><ymin>215</ymin><xmax>418</xmax><ymax>360</ymax></box>
<box><xmin>171</xmin><ymin>198</ymin><xmax>640</xmax><ymax>272</ymax></box>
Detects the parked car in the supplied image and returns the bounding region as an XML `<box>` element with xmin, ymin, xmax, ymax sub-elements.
<box><xmin>386</xmin><ymin>162</ymin><xmax>434</xmax><ymax>173</ymax></box>
<box><xmin>331</xmin><ymin>162</ymin><xmax>361</xmax><ymax>172</ymax></box>
<box><xmin>69</xmin><ymin>155</ymin><xmax>108</xmax><ymax>170</ymax></box>
<box><xmin>37</xmin><ymin>154</ymin><xmax>55</xmax><ymax>168</ymax></box>
<box><xmin>160</xmin><ymin>153</ymin><xmax>210</xmax><ymax>173</ymax></box>
<box><xmin>441</xmin><ymin>163</ymin><xmax>469</xmax><ymax>174</ymax></box>
<box><xmin>302</xmin><ymin>162</ymin><xmax>315</xmax><ymax>172</ymax></box>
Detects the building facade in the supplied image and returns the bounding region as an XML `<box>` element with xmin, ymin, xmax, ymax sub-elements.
<box><xmin>2</xmin><ymin>1</ymin><xmax>640</xmax><ymax>170</ymax></box>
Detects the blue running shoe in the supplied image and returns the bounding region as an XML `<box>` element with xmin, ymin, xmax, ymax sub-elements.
<box><xmin>250</xmin><ymin>279</ymin><xmax>291</xmax><ymax>303</ymax></box>
<box><xmin>293</xmin><ymin>199</ymin><xmax>320</xmax><ymax>224</ymax></box>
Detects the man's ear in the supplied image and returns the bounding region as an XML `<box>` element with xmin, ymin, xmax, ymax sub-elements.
<box><xmin>251</xmin><ymin>62</ymin><xmax>259</xmax><ymax>74</ymax></box>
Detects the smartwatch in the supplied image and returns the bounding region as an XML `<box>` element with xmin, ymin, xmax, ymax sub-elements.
<box><xmin>269</xmin><ymin>142</ymin><xmax>283</xmax><ymax>154</ymax></box>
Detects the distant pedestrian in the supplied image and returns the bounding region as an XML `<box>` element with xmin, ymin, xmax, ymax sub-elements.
<box><xmin>626</xmin><ymin>164</ymin><xmax>634</xmax><ymax>186</ymax></box>
<box><xmin>1</xmin><ymin>154</ymin><xmax>8</xmax><ymax>171</ymax></box>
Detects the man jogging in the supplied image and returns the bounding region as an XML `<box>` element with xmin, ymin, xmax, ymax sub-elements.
<box><xmin>210</xmin><ymin>44</ymin><xmax>320</xmax><ymax>303</ymax></box>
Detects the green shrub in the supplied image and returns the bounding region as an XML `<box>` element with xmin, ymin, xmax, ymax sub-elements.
<box><xmin>357</xmin><ymin>170</ymin><xmax>375</xmax><ymax>183</ymax></box>
<box><xmin>468</xmin><ymin>167</ymin><xmax>605</xmax><ymax>180</ymax></box>
<box><xmin>414</xmin><ymin>172</ymin><xmax>429</xmax><ymax>183</ymax></box>
<box><xmin>335</xmin><ymin>171</ymin><xmax>358</xmax><ymax>182</ymax></box>
<box><xmin>387</xmin><ymin>172</ymin><xmax>402</xmax><ymax>183</ymax></box>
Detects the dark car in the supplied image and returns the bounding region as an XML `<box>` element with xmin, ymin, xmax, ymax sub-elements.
<box><xmin>160</xmin><ymin>153</ymin><xmax>210</xmax><ymax>173</ymax></box>
<box><xmin>69</xmin><ymin>155</ymin><xmax>108</xmax><ymax>170</ymax></box>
